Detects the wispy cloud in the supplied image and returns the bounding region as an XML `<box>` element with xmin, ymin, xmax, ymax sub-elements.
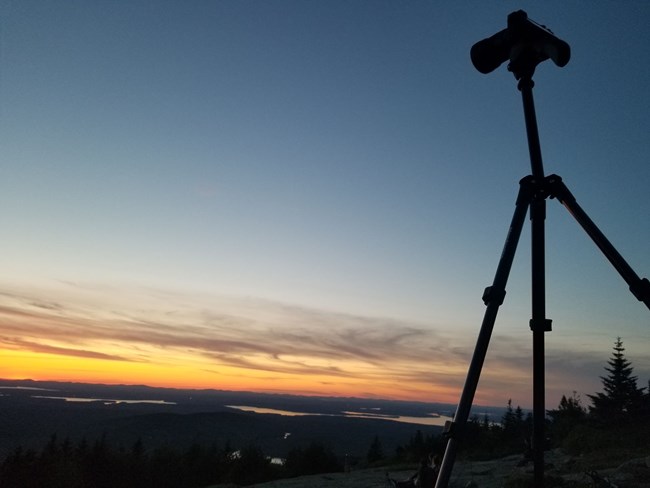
<box><xmin>0</xmin><ymin>282</ymin><xmax>647</xmax><ymax>406</ymax></box>
<box><xmin>1</xmin><ymin>336</ymin><xmax>131</xmax><ymax>361</ymax></box>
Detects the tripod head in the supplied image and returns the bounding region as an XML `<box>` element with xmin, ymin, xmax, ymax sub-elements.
<box><xmin>470</xmin><ymin>10</ymin><xmax>570</xmax><ymax>80</ymax></box>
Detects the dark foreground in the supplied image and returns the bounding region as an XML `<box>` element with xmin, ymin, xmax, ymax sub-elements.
<box><xmin>228</xmin><ymin>450</ymin><xmax>650</xmax><ymax>488</ymax></box>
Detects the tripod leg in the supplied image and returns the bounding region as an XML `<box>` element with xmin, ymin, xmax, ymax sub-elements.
<box><xmin>529</xmin><ymin>197</ymin><xmax>552</xmax><ymax>488</ymax></box>
<box><xmin>435</xmin><ymin>178</ymin><xmax>534</xmax><ymax>488</ymax></box>
<box><xmin>547</xmin><ymin>175</ymin><xmax>650</xmax><ymax>310</ymax></box>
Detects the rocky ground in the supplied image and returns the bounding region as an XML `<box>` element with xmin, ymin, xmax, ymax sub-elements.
<box><xmin>208</xmin><ymin>449</ymin><xmax>650</xmax><ymax>487</ymax></box>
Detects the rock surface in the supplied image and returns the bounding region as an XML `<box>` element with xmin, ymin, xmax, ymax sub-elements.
<box><xmin>208</xmin><ymin>449</ymin><xmax>650</xmax><ymax>487</ymax></box>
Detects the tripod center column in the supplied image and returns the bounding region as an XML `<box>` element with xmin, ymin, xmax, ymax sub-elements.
<box><xmin>519</xmin><ymin>77</ymin><xmax>546</xmax><ymax>180</ymax></box>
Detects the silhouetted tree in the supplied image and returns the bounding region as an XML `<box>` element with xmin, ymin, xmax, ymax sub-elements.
<box><xmin>226</xmin><ymin>445</ymin><xmax>273</xmax><ymax>486</ymax></box>
<box><xmin>501</xmin><ymin>399</ymin><xmax>516</xmax><ymax>435</ymax></box>
<box><xmin>547</xmin><ymin>392</ymin><xmax>587</xmax><ymax>443</ymax></box>
<box><xmin>366</xmin><ymin>435</ymin><xmax>384</xmax><ymax>464</ymax></box>
<box><xmin>284</xmin><ymin>442</ymin><xmax>341</xmax><ymax>477</ymax></box>
<box><xmin>1</xmin><ymin>446</ymin><xmax>38</xmax><ymax>488</ymax></box>
<box><xmin>404</xmin><ymin>429</ymin><xmax>427</xmax><ymax>462</ymax></box>
<box><xmin>588</xmin><ymin>337</ymin><xmax>646</xmax><ymax>423</ymax></box>
<box><xmin>496</xmin><ymin>399</ymin><xmax>532</xmax><ymax>455</ymax></box>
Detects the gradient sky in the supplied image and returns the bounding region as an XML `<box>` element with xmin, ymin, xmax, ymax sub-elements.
<box><xmin>1</xmin><ymin>1</ymin><xmax>649</xmax><ymax>409</ymax></box>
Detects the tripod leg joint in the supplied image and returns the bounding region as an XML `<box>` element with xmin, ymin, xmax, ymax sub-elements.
<box><xmin>529</xmin><ymin>318</ymin><xmax>552</xmax><ymax>332</ymax></box>
<box><xmin>546</xmin><ymin>174</ymin><xmax>574</xmax><ymax>203</ymax></box>
<box><xmin>482</xmin><ymin>286</ymin><xmax>506</xmax><ymax>306</ymax></box>
<box><xmin>630</xmin><ymin>278</ymin><xmax>650</xmax><ymax>305</ymax></box>
<box><xmin>443</xmin><ymin>420</ymin><xmax>458</xmax><ymax>439</ymax></box>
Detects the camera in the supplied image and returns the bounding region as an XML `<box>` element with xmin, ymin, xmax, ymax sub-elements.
<box><xmin>470</xmin><ymin>10</ymin><xmax>570</xmax><ymax>76</ymax></box>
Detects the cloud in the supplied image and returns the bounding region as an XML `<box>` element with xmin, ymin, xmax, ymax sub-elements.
<box><xmin>1</xmin><ymin>336</ymin><xmax>131</xmax><ymax>361</ymax></box>
<box><xmin>29</xmin><ymin>301</ymin><xmax>63</xmax><ymax>311</ymax></box>
<box><xmin>0</xmin><ymin>285</ymin><xmax>459</xmax><ymax>384</ymax></box>
<box><xmin>1</xmin><ymin>282</ymin><xmax>648</xmax><ymax>405</ymax></box>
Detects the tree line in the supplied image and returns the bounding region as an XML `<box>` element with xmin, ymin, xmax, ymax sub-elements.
<box><xmin>454</xmin><ymin>337</ymin><xmax>650</xmax><ymax>461</ymax></box>
<box><xmin>0</xmin><ymin>435</ymin><xmax>342</xmax><ymax>488</ymax></box>
<box><xmin>368</xmin><ymin>337</ymin><xmax>650</xmax><ymax>464</ymax></box>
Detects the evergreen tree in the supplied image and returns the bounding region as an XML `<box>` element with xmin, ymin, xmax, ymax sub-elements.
<box><xmin>284</xmin><ymin>442</ymin><xmax>341</xmax><ymax>477</ymax></box>
<box><xmin>227</xmin><ymin>445</ymin><xmax>273</xmax><ymax>486</ymax></box>
<box><xmin>547</xmin><ymin>392</ymin><xmax>586</xmax><ymax>443</ymax></box>
<box><xmin>498</xmin><ymin>399</ymin><xmax>531</xmax><ymax>454</ymax></box>
<box><xmin>501</xmin><ymin>399</ymin><xmax>517</xmax><ymax>436</ymax></box>
<box><xmin>588</xmin><ymin>337</ymin><xmax>646</xmax><ymax>422</ymax></box>
<box><xmin>366</xmin><ymin>435</ymin><xmax>384</xmax><ymax>464</ymax></box>
<box><xmin>548</xmin><ymin>392</ymin><xmax>586</xmax><ymax>422</ymax></box>
<box><xmin>405</xmin><ymin>430</ymin><xmax>427</xmax><ymax>462</ymax></box>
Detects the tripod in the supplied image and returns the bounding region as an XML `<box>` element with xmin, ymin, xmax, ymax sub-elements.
<box><xmin>435</xmin><ymin>12</ymin><xmax>650</xmax><ymax>488</ymax></box>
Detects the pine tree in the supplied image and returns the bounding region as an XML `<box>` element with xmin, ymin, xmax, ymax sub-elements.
<box><xmin>501</xmin><ymin>399</ymin><xmax>517</xmax><ymax>436</ymax></box>
<box><xmin>547</xmin><ymin>392</ymin><xmax>586</xmax><ymax>442</ymax></box>
<box><xmin>588</xmin><ymin>337</ymin><xmax>646</xmax><ymax>422</ymax></box>
<box><xmin>366</xmin><ymin>435</ymin><xmax>384</xmax><ymax>464</ymax></box>
<box><xmin>548</xmin><ymin>392</ymin><xmax>586</xmax><ymax>422</ymax></box>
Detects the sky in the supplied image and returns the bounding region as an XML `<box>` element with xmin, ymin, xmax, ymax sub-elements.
<box><xmin>0</xmin><ymin>1</ymin><xmax>649</xmax><ymax>409</ymax></box>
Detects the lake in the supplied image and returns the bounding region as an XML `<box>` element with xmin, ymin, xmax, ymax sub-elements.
<box><xmin>32</xmin><ymin>395</ymin><xmax>176</xmax><ymax>405</ymax></box>
<box><xmin>226</xmin><ymin>405</ymin><xmax>453</xmax><ymax>426</ymax></box>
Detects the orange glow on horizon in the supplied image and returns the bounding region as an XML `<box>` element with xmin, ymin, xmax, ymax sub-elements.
<box><xmin>1</xmin><ymin>347</ymin><xmax>466</xmax><ymax>403</ymax></box>
<box><xmin>0</xmin><ymin>284</ymin><xmax>526</xmax><ymax>407</ymax></box>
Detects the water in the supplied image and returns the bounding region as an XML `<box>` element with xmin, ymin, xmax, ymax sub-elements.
<box><xmin>0</xmin><ymin>386</ymin><xmax>57</xmax><ymax>391</ymax></box>
<box><xmin>32</xmin><ymin>395</ymin><xmax>176</xmax><ymax>405</ymax></box>
<box><xmin>226</xmin><ymin>405</ymin><xmax>452</xmax><ymax>427</ymax></box>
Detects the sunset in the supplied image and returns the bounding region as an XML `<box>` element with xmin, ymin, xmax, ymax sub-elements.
<box><xmin>1</xmin><ymin>1</ymin><xmax>649</xmax><ymax>414</ymax></box>
<box><xmin>1</xmin><ymin>281</ymin><xmax>496</xmax><ymax>403</ymax></box>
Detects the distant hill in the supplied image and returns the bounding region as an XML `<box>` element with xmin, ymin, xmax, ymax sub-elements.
<box><xmin>0</xmin><ymin>379</ymin><xmax>471</xmax><ymax>460</ymax></box>
<box><xmin>85</xmin><ymin>410</ymin><xmax>442</xmax><ymax>459</ymax></box>
<box><xmin>0</xmin><ymin>378</ymin><xmax>508</xmax><ymax>419</ymax></box>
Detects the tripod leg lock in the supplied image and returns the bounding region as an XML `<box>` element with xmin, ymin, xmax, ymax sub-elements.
<box><xmin>529</xmin><ymin>318</ymin><xmax>552</xmax><ymax>332</ymax></box>
<box><xmin>443</xmin><ymin>420</ymin><xmax>458</xmax><ymax>439</ymax></box>
<box><xmin>482</xmin><ymin>286</ymin><xmax>506</xmax><ymax>306</ymax></box>
<box><xmin>630</xmin><ymin>278</ymin><xmax>650</xmax><ymax>305</ymax></box>
<box><xmin>545</xmin><ymin>174</ymin><xmax>573</xmax><ymax>203</ymax></box>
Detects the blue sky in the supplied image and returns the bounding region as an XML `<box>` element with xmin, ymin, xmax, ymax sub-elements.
<box><xmin>0</xmin><ymin>1</ymin><xmax>649</xmax><ymax>408</ymax></box>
